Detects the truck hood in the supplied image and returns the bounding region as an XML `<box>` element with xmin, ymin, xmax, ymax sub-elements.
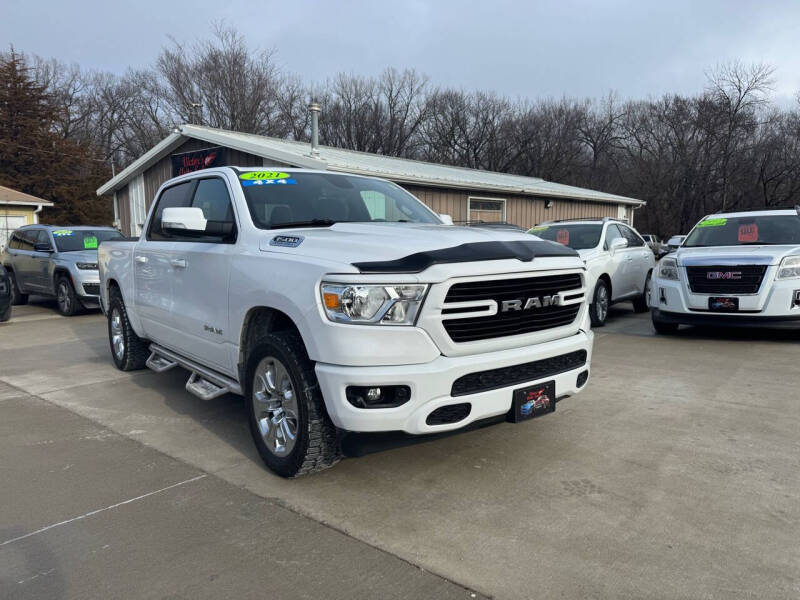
<box><xmin>675</xmin><ymin>245</ymin><xmax>800</xmax><ymax>266</ymax></box>
<box><xmin>259</xmin><ymin>222</ymin><xmax>576</xmax><ymax>270</ymax></box>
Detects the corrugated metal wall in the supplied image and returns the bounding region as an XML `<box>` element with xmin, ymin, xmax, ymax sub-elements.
<box><xmin>403</xmin><ymin>184</ymin><xmax>619</xmax><ymax>229</ymax></box>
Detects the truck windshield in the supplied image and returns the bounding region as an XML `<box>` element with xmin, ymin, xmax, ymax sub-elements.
<box><xmin>528</xmin><ymin>224</ymin><xmax>603</xmax><ymax>250</ymax></box>
<box><xmin>237</xmin><ymin>171</ymin><xmax>441</xmax><ymax>229</ymax></box>
<box><xmin>684</xmin><ymin>215</ymin><xmax>800</xmax><ymax>247</ymax></box>
<box><xmin>52</xmin><ymin>229</ymin><xmax>124</xmax><ymax>252</ymax></box>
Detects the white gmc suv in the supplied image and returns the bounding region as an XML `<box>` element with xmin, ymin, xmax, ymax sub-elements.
<box><xmin>99</xmin><ymin>167</ymin><xmax>594</xmax><ymax>477</ymax></box>
<box><xmin>529</xmin><ymin>219</ymin><xmax>655</xmax><ymax>326</ymax></box>
<box><xmin>650</xmin><ymin>209</ymin><xmax>800</xmax><ymax>333</ymax></box>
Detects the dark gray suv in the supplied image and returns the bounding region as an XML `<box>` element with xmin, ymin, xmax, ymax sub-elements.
<box><xmin>0</xmin><ymin>225</ymin><xmax>124</xmax><ymax>315</ymax></box>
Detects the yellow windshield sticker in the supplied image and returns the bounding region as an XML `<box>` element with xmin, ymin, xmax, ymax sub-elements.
<box><xmin>240</xmin><ymin>171</ymin><xmax>291</xmax><ymax>180</ymax></box>
<box><xmin>697</xmin><ymin>218</ymin><xmax>727</xmax><ymax>228</ymax></box>
<box><xmin>83</xmin><ymin>236</ymin><xmax>98</xmax><ymax>249</ymax></box>
<box><xmin>529</xmin><ymin>226</ymin><xmax>548</xmax><ymax>232</ymax></box>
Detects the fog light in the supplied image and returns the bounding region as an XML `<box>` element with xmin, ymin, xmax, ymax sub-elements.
<box><xmin>793</xmin><ymin>290</ymin><xmax>800</xmax><ymax>308</ymax></box>
<box><xmin>659</xmin><ymin>287</ymin><xmax>667</xmax><ymax>305</ymax></box>
<box><xmin>346</xmin><ymin>385</ymin><xmax>411</xmax><ymax>409</ymax></box>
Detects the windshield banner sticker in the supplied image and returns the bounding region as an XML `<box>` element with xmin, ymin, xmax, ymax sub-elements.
<box><xmin>557</xmin><ymin>229</ymin><xmax>570</xmax><ymax>245</ymax></box>
<box><xmin>697</xmin><ymin>218</ymin><xmax>727</xmax><ymax>228</ymax></box>
<box><xmin>529</xmin><ymin>226</ymin><xmax>548</xmax><ymax>233</ymax></box>
<box><xmin>269</xmin><ymin>235</ymin><xmax>304</xmax><ymax>248</ymax></box>
<box><xmin>52</xmin><ymin>229</ymin><xmax>74</xmax><ymax>236</ymax></box>
<box><xmin>241</xmin><ymin>179</ymin><xmax>297</xmax><ymax>186</ymax></box>
<box><xmin>83</xmin><ymin>236</ymin><xmax>99</xmax><ymax>249</ymax></box>
<box><xmin>738</xmin><ymin>223</ymin><xmax>758</xmax><ymax>243</ymax></box>
<box><xmin>240</xmin><ymin>171</ymin><xmax>291</xmax><ymax>180</ymax></box>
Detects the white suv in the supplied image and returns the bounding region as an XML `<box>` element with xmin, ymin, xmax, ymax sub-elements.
<box><xmin>530</xmin><ymin>218</ymin><xmax>655</xmax><ymax>326</ymax></box>
<box><xmin>650</xmin><ymin>209</ymin><xmax>800</xmax><ymax>333</ymax></box>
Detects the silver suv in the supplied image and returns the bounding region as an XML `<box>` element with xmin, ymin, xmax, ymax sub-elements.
<box><xmin>0</xmin><ymin>225</ymin><xmax>124</xmax><ymax>315</ymax></box>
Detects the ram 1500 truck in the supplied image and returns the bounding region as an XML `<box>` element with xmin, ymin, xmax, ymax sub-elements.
<box><xmin>99</xmin><ymin>167</ymin><xmax>594</xmax><ymax>477</ymax></box>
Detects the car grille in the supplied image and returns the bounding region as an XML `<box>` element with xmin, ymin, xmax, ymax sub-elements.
<box><xmin>451</xmin><ymin>350</ymin><xmax>588</xmax><ymax>397</ymax></box>
<box><xmin>442</xmin><ymin>274</ymin><xmax>582</xmax><ymax>343</ymax></box>
<box><xmin>685</xmin><ymin>265</ymin><xmax>767</xmax><ymax>294</ymax></box>
<box><xmin>82</xmin><ymin>283</ymin><xmax>100</xmax><ymax>296</ymax></box>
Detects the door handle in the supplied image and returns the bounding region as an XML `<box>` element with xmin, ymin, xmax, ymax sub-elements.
<box><xmin>170</xmin><ymin>258</ymin><xmax>187</xmax><ymax>268</ymax></box>
<box><xmin>134</xmin><ymin>255</ymin><xmax>148</xmax><ymax>264</ymax></box>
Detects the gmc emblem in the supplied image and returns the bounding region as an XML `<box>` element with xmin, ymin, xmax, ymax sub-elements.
<box><xmin>501</xmin><ymin>295</ymin><xmax>560</xmax><ymax>312</ymax></box>
<box><xmin>706</xmin><ymin>271</ymin><xmax>742</xmax><ymax>280</ymax></box>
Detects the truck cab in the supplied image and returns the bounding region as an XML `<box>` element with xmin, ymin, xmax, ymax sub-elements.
<box><xmin>99</xmin><ymin>167</ymin><xmax>595</xmax><ymax>477</ymax></box>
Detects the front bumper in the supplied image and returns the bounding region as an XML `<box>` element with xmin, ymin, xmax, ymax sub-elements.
<box><xmin>652</xmin><ymin>308</ymin><xmax>800</xmax><ymax>329</ymax></box>
<box><xmin>315</xmin><ymin>329</ymin><xmax>593</xmax><ymax>435</ymax></box>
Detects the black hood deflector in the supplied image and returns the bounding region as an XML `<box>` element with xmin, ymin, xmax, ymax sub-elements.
<box><xmin>352</xmin><ymin>240</ymin><xmax>577</xmax><ymax>274</ymax></box>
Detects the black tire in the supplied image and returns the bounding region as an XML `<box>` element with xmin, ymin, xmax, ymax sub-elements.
<box><xmin>589</xmin><ymin>279</ymin><xmax>610</xmax><ymax>327</ymax></box>
<box><xmin>107</xmin><ymin>287</ymin><xmax>149</xmax><ymax>371</ymax></box>
<box><xmin>632</xmin><ymin>271</ymin><xmax>652</xmax><ymax>313</ymax></box>
<box><xmin>0</xmin><ymin>303</ymin><xmax>10</xmax><ymax>322</ymax></box>
<box><xmin>8</xmin><ymin>271</ymin><xmax>28</xmax><ymax>306</ymax></box>
<box><xmin>652</xmin><ymin>313</ymin><xmax>679</xmax><ymax>335</ymax></box>
<box><xmin>55</xmin><ymin>275</ymin><xmax>82</xmax><ymax>316</ymax></box>
<box><xmin>246</xmin><ymin>331</ymin><xmax>341</xmax><ymax>478</ymax></box>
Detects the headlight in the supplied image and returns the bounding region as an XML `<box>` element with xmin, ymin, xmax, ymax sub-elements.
<box><xmin>658</xmin><ymin>257</ymin><xmax>679</xmax><ymax>280</ymax></box>
<box><xmin>777</xmin><ymin>256</ymin><xmax>800</xmax><ymax>280</ymax></box>
<box><xmin>76</xmin><ymin>262</ymin><xmax>98</xmax><ymax>270</ymax></box>
<box><xmin>320</xmin><ymin>283</ymin><xmax>428</xmax><ymax>325</ymax></box>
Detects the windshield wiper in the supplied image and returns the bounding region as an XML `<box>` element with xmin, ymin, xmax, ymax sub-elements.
<box><xmin>268</xmin><ymin>219</ymin><xmax>348</xmax><ymax>230</ymax></box>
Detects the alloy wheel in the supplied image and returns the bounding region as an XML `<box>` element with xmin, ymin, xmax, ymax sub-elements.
<box><xmin>110</xmin><ymin>307</ymin><xmax>125</xmax><ymax>360</ymax></box>
<box><xmin>57</xmin><ymin>281</ymin><xmax>71</xmax><ymax>314</ymax></box>
<box><xmin>596</xmin><ymin>285</ymin><xmax>609</xmax><ymax>322</ymax></box>
<box><xmin>252</xmin><ymin>356</ymin><xmax>299</xmax><ymax>457</ymax></box>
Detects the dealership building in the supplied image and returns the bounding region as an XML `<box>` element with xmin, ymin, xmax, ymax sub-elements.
<box><xmin>97</xmin><ymin>124</ymin><xmax>645</xmax><ymax>237</ymax></box>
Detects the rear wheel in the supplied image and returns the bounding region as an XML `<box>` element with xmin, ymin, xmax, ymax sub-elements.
<box><xmin>246</xmin><ymin>331</ymin><xmax>341</xmax><ymax>477</ymax></box>
<box><xmin>8</xmin><ymin>271</ymin><xmax>28</xmax><ymax>306</ymax></box>
<box><xmin>632</xmin><ymin>272</ymin><xmax>652</xmax><ymax>313</ymax></box>
<box><xmin>56</xmin><ymin>275</ymin><xmax>81</xmax><ymax>316</ymax></box>
<box><xmin>107</xmin><ymin>288</ymin><xmax>149</xmax><ymax>371</ymax></box>
<box><xmin>589</xmin><ymin>279</ymin><xmax>610</xmax><ymax>327</ymax></box>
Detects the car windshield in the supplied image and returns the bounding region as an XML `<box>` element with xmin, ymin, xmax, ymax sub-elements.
<box><xmin>683</xmin><ymin>215</ymin><xmax>800</xmax><ymax>247</ymax></box>
<box><xmin>238</xmin><ymin>171</ymin><xmax>441</xmax><ymax>229</ymax></box>
<box><xmin>528</xmin><ymin>224</ymin><xmax>603</xmax><ymax>250</ymax></box>
<box><xmin>52</xmin><ymin>229</ymin><xmax>124</xmax><ymax>252</ymax></box>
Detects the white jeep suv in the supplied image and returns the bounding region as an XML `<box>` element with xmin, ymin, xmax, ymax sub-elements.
<box><xmin>530</xmin><ymin>218</ymin><xmax>655</xmax><ymax>326</ymax></box>
<box><xmin>650</xmin><ymin>209</ymin><xmax>800</xmax><ymax>333</ymax></box>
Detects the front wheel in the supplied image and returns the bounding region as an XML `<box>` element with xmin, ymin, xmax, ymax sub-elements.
<box><xmin>8</xmin><ymin>271</ymin><xmax>28</xmax><ymax>306</ymax></box>
<box><xmin>246</xmin><ymin>331</ymin><xmax>341</xmax><ymax>477</ymax></box>
<box><xmin>56</xmin><ymin>275</ymin><xmax>82</xmax><ymax>316</ymax></box>
<box><xmin>589</xmin><ymin>279</ymin><xmax>610</xmax><ymax>327</ymax></box>
<box><xmin>652</xmin><ymin>313</ymin><xmax>679</xmax><ymax>335</ymax></box>
<box><xmin>632</xmin><ymin>272</ymin><xmax>652</xmax><ymax>313</ymax></box>
<box><xmin>107</xmin><ymin>288</ymin><xmax>149</xmax><ymax>371</ymax></box>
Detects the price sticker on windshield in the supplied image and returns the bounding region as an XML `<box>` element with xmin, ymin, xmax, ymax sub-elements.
<box><xmin>738</xmin><ymin>223</ymin><xmax>758</xmax><ymax>243</ymax></box>
<box><xmin>83</xmin><ymin>236</ymin><xmax>99</xmax><ymax>249</ymax></box>
<box><xmin>556</xmin><ymin>229</ymin><xmax>570</xmax><ymax>245</ymax></box>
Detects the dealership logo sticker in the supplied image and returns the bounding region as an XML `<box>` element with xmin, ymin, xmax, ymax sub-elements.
<box><xmin>738</xmin><ymin>223</ymin><xmax>758</xmax><ymax>243</ymax></box>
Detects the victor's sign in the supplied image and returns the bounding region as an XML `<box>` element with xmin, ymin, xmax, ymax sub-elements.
<box><xmin>171</xmin><ymin>146</ymin><xmax>226</xmax><ymax>177</ymax></box>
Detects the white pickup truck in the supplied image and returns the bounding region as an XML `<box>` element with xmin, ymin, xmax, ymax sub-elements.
<box><xmin>99</xmin><ymin>167</ymin><xmax>594</xmax><ymax>476</ymax></box>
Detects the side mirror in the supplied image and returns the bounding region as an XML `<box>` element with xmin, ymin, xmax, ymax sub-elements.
<box><xmin>439</xmin><ymin>214</ymin><xmax>454</xmax><ymax>226</ymax></box>
<box><xmin>162</xmin><ymin>207</ymin><xmax>207</xmax><ymax>233</ymax></box>
<box><xmin>609</xmin><ymin>238</ymin><xmax>628</xmax><ymax>252</ymax></box>
<box><xmin>34</xmin><ymin>242</ymin><xmax>53</xmax><ymax>253</ymax></box>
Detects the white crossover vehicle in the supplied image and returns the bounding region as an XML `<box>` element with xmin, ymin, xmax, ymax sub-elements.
<box><xmin>529</xmin><ymin>219</ymin><xmax>655</xmax><ymax>326</ymax></box>
<box><xmin>650</xmin><ymin>209</ymin><xmax>800</xmax><ymax>333</ymax></box>
<box><xmin>99</xmin><ymin>167</ymin><xmax>595</xmax><ymax>477</ymax></box>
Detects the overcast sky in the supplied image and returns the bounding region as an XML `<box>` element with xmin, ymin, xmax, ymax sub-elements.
<box><xmin>4</xmin><ymin>0</ymin><xmax>799</xmax><ymax>104</ymax></box>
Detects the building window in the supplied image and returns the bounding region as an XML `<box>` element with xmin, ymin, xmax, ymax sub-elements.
<box><xmin>468</xmin><ymin>197</ymin><xmax>506</xmax><ymax>223</ymax></box>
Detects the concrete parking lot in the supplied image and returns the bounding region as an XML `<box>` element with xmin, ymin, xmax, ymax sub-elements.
<box><xmin>1</xmin><ymin>299</ymin><xmax>799</xmax><ymax>599</ymax></box>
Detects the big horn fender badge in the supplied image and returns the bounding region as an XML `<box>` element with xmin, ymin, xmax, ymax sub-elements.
<box><xmin>270</xmin><ymin>235</ymin><xmax>305</xmax><ymax>248</ymax></box>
